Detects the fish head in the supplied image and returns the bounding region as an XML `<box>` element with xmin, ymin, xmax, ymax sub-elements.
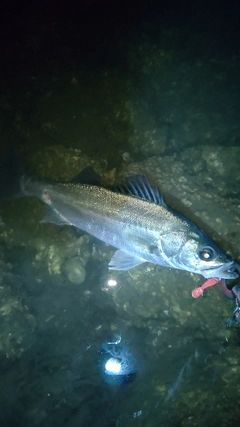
<box><xmin>178</xmin><ymin>230</ymin><xmax>239</xmax><ymax>279</ymax></box>
<box><xmin>156</xmin><ymin>229</ymin><xmax>239</xmax><ymax>279</ymax></box>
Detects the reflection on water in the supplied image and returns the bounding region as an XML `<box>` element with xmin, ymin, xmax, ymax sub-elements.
<box><xmin>1</xmin><ymin>2</ymin><xmax>240</xmax><ymax>426</ymax></box>
<box><xmin>0</xmin><ymin>238</ymin><xmax>240</xmax><ymax>426</ymax></box>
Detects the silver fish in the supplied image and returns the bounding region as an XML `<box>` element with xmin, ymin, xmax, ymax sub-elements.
<box><xmin>20</xmin><ymin>174</ymin><xmax>239</xmax><ymax>279</ymax></box>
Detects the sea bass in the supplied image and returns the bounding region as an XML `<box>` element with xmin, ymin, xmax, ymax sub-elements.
<box><xmin>20</xmin><ymin>174</ymin><xmax>239</xmax><ymax>279</ymax></box>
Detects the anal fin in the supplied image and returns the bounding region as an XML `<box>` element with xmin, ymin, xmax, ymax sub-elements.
<box><xmin>40</xmin><ymin>207</ymin><xmax>72</xmax><ymax>226</ymax></box>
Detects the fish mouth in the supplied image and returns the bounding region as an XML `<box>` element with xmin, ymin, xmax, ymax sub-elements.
<box><xmin>202</xmin><ymin>261</ymin><xmax>240</xmax><ymax>279</ymax></box>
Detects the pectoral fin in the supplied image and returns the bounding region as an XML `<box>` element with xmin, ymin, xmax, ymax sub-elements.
<box><xmin>108</xmin><ymin>250</ymin><xmax>146</xmax><ymax>271</ymax></box>
<box><xmin>41</xmin><ymin>207</ymin><xmax>71</xmax><ymax>225</ymax></box>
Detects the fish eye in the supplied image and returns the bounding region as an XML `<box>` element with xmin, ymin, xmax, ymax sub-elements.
<box><xmin>198</xmin><ymin>246</ymin><xmax>215</xmax><ymax>261</ymax></box>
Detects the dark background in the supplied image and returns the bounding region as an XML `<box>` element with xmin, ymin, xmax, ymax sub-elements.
<box><xmin>1</xmin><ymin>0</ymin><xmax>240</xmax><ymax>84</ymax></box>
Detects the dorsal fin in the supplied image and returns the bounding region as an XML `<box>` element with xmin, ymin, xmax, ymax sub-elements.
<box><xmin>117</xmin><ymin>175</ymin><xmax>166</xmax><ymax>206</ymax></box>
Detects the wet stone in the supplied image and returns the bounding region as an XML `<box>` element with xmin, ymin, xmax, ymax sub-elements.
<box><xmin>64</xmin><ymin>257</ymin><xmax>86</xmax><ymax>285</ymax></box>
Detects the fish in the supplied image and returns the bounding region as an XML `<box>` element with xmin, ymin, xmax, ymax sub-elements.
<box><xmin>19</xmin><ymin>173</ymin><xmax>238</xmax><ymax>279</ymax></box>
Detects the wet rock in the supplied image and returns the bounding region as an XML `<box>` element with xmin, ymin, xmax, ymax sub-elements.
<box><xmin>0</xmin><ymin>276</ymin><xmax>36</xmax><ymax>363</ymax></box>
<box><xmin>26</xmin><ymin>145</ymin><xmax>107</xmax><ymax>181</ymax></box>
<box><xmin>64</xmin><ymin>256</ymin><xmax>86</xmax><ymax>285</ymax></box>
<box><xmin>202</xmin><ymin>146</ymin><xmax>240</xmax><ymax>183</ymax></box>
<box><xmin>34</xmin><ymin>234</ymin><xmax>91</xmax><ymax>286</ymax></box>
<box><xmin>126</xmin><ymin>101</ymin><xmax>168</xmax><ymax>156</ymax></box>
